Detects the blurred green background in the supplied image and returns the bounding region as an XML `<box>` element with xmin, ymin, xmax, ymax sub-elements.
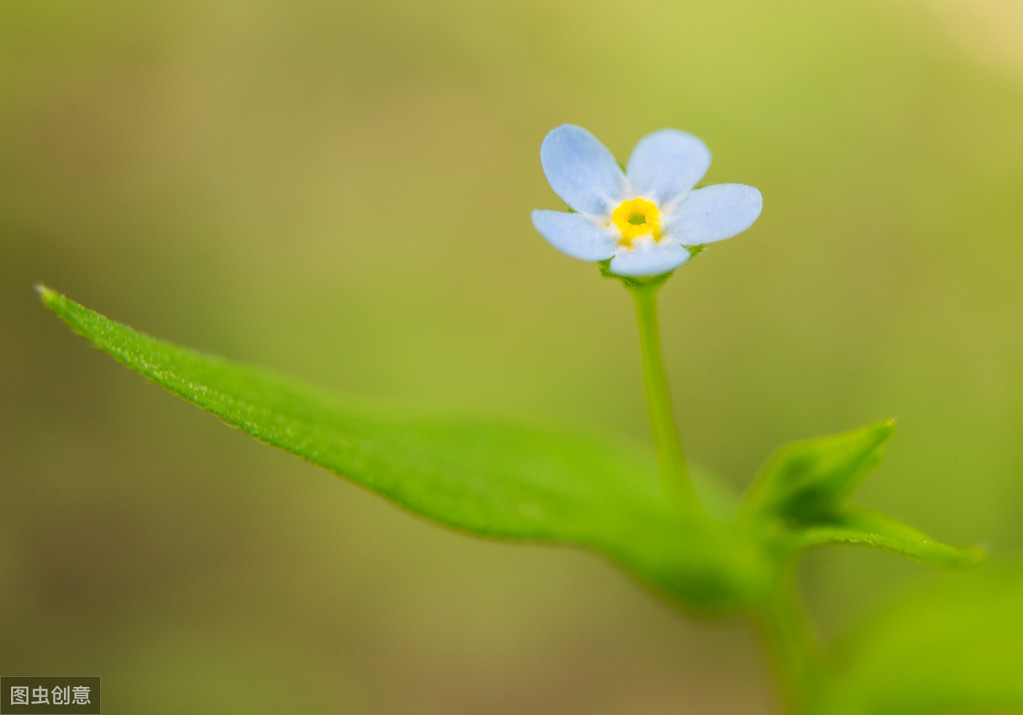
<box><xmin>2</xmin><ymin>1</ymin><xmax>1022</xmax><ymax>712</ymax></box>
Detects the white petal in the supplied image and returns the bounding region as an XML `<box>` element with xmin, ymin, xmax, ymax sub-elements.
<box><xmin>540</xmin><ymin>125</ymin><xmax>628</xmax><ymax>217</ymax></box>
<box><xmin>608</xmin><ymin>241</ymin><xmax>691</xmax><ymax>277</ymax></box>
<box><xmin>626</xmin><ymin>129</ymin><xmax>711</xmax><ymax>207</ymax></box>
<box><xmin>532</xmin><ymin>210</ymin><xmax>617</xmax><ymax>261</ymax></box>
<box><xmin>665</xmin><ymin>184</ymin><xmax>762</xmax><ymax>246</ymax></box>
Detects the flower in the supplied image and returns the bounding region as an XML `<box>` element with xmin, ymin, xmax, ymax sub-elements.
<box><xmin>532</xmin><ymin>125</ymin><xmax>762</xmax><ymax>277</ymax></box>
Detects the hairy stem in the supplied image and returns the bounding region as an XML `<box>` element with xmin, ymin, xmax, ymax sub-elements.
<box><xmin>629</xmin><ymin>282</ymin><xmax>702</xmax><ymax>517</ymax></box>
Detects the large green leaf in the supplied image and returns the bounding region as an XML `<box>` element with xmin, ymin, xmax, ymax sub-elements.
<box><xmin>824</xmin><ymin>566</ymin><xmax>1023</xmax><ymax>714</ymax></box>
<box><xmin>39</xmin><ymin>287</ymin><xmax>772</xmax><ymax>610</ymax></box>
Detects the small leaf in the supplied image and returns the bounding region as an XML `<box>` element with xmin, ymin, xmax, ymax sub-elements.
<box><xmin>826</xmin><ymin>565</ymin><xmax>1023</xmax><ymax>713</ymax></box>
<box><xmin>39</xmin><ymin>287</ymin><xmax>772</xmax><ymax>611</ymax></box>
<box><xmin>745</xmin><ymin>420</ymin><xmax>896</xmax><ymax>520</ymax></box>
<box><xmin>780</xmin><ymin>508</ymin><xmax>983</xmax><ymax>568</ymax></box>
<box><xmin>742</xmin><ymin>421</ymin><xmax>979</xmax><ymax>568</ymax></box>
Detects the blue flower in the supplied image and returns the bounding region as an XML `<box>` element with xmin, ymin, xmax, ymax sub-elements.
<box><xmin>532</xmin><ymin>125</ymin><xmax>762</xmax><ymax>277</ymax></box>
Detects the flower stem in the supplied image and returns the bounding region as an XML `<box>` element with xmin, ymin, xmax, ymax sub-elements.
<box><xmin>628</xmin><ymin>282</ymin><xmax>702</xmax><ymax>516</ymax></box>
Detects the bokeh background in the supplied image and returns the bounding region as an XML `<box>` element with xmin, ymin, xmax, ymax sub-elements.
<box><xmin>2</xmin><ymin>1</ymin><xmax>1022</xmax><ymax>712</ymax></box>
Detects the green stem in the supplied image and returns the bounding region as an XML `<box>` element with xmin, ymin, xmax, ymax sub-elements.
<box><xmin>628</xmin><ymin>282</ymin><xmax>822</xmax><ymax>714</ymax></box>
<box><xmin>755</xmin><ymin>563</ymin><xmax>823</xmax><ymax>714</ymax></box>
<box><xmin>627</xmin><ymin>281</ymin><xmax>823</xmax><ymax>713</ymax></box>
<box><xmin>628</xmin><ymin>282</ymin><xmax>702</xmax><ymax>516</ymax></box>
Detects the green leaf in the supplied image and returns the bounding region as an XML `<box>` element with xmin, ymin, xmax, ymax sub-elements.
<box><xmin>780</xmin><ymin>508</ymin><xmax>983</xmax><ymax>567</ymax></box>
<box><xmin>742</xmin><ymin>421</ymin><xmax>980</xmax><ymax>568</ymax></box>
<box><xmin>745</xmin><ymin>420</ymin><xmax>896</xmax><ymax>520</ymax></box>
<box><xmin>38</xmin><ymin>287</ymin><xmax>772</xmax><ymax>611</ymax></box>
<box><xmin>825</xmin><ymin>566</ymin><xmax>1023</xmax><ymax>714</ymax></box>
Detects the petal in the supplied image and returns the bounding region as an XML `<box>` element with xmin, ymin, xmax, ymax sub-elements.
<box><xmin>626</xmin><ymin>129</ymin><xmax>711</xmax><ymax>207</ymax></box>
<box><xmin>665</xmin><ymin>184</ymin><xmax>762</xmax><ymax>246</ymax></box>
<box><xmin>540</xmin><ymin>125</ymin><xmax>628</xmax><ymax>217</ymax></box>
<box><xmin>608</xmin><ymin>241</ymin><xmax>691</xmax><ymax>277</ymax></box>
<box><xmin>532</xmin><ymin>210</ymin><xmax>617</xmax><ymax>261</ymax></box>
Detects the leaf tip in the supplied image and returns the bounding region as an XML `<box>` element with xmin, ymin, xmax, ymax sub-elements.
<box><xmin>36</xmin><ymin>284</ymin><xmax>61</xmax><ymax>309</ymax></box>
<box><xmin>875</xmin><ymin>417</ymin><xmax>897</xmax><ymax>440</ymax></box>
<box><xmin>960</xmin><ymin>545</ymin><xmax>987</xmax><ymax>568</ymax></box>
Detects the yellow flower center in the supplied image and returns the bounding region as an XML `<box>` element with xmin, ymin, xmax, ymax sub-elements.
<box><xmin>611</xmin><ymin>198</ymin><xmax>662</xmax><ymax>248</ymax></box>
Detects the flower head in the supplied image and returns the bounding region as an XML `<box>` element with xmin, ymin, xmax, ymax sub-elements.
<box><xmin>532</xmin><ymin>125</ymin><xmax>762</xmax><ymax>277</ymax></box>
